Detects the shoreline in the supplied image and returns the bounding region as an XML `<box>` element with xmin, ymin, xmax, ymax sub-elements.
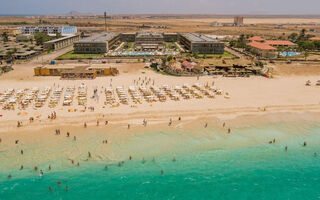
<box><xmin>1</xmin><ymin>103</ymin><xmax>320</xmax><ymax>134</ymax></box>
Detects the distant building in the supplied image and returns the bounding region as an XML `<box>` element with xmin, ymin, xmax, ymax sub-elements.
<box><xmin>210</xmin><ymin>21</ymin><xmax>222</xmax><ymax>27</ymax></box>
<box><xmin>73</xmin><ymin>33</ymin><xmax>120</xmax><ymax>54</ymax></box>
<box><xmin>178</xmin><ymin>33</ymin><xmax>224</xmax><ymax>54</ymax></box>
<box><xmin>20</xmin><ymin>26</ymin><xmax>77</xmax><ymax>35</ymax></box>
<box><xmin>234</xmin><ymin>16</ymin><xmax>244</xmax><ymax>26</ymax></box>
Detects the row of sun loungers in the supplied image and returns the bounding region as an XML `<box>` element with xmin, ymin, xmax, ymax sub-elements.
<box><xmin>63</xmin><ymin>86</ymin><xmax>75</xmax><ymax>106</ymax></box>
<box><xmin>0</xmin><ymin>83</ymin><xmax>229</xmax><ymax>110</ymax></box>
<box><xmin>77</xmin><ymin>84</ymin><xmax>87</xmax><ymax>106</ymax></box>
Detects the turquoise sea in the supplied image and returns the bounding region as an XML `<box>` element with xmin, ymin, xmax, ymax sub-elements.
<box><xmin>1</xmin><ymin>120</ymin><xmax>320</xmax><ymax>199</ymax></box>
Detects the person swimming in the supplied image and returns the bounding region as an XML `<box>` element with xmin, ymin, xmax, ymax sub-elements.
<box><xmin>314</xmin><ymin>152</ymin><xmax>318</xmax><ymax>157</ymax></box>
<box><xmin>48</xmin><ymin>165</ymin><xmax>51</xmax><ymax>170</ymax></box>
<box><xmin>285</xmin><ymin>146</ymin><xmax>288</xmax><ymax>151</ymax></box>
<box><xmin>161</xmin><ymin>170</ymin><xmax>164</xmax><ymax>175</ymax></box>
<box><xmin>303</xmin><ymin>141</ymin><xmax>307</xmax><ymax>147</ymax></box>
<box><xmin>65</xmin><ymin>186</ymin><xmax>69</xmax><ymax>191</ymax></box>
<box><xmin>20</xmin><ymin>165</ymin><xmax>23</xmax><ymax>170</ymax></box>
<box><xmin>8</xmin><ymin>174</ymin><xmax>12</xmax><ymax>179</ymax></box>
<box><xmin>34</xmin><ymin>166</ymin><xmax>38</xmax><ymax>171</ymax></box>
<box><xmin>40</xmin><ymin>170</ymin><xmax>44</xmax><ymax>176</ymax></box>
<box><xmin>104</xmin><ymin>165</ymin><xmax>108</xmax><ymax>170</ymax></box>
<box><xmin>172</xmin><ymin>157</ymin><xmax>176</xmax><ymax>162</ymax></box>
<box><xmin>129</xmin><ymin>156</ymin><xmax>132</xmax><ymax>160</ymax></box>
<box><xmin>48</xmin><ymin>187</ymin><xmax>53</xmax><ymax>191</ymax></box>
<box><xmin>142</xmin><ymin>157</ymin><xmax>146</xmax><ymax>163</ymax></box>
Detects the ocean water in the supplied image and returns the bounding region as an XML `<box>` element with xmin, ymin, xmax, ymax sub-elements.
<box><xmin>1</xmin><ymin>120</ymin><xmax>320</xmax><ymax>199</ymax></box>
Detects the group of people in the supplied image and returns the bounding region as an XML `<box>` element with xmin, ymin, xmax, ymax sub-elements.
<box><xmin>133</xmin><ymin>76</ymin><xmax>156</xmax><ymax>87</ymax></box>
<box><xmin>48</xmin><ymin>111</ymin><xmax>57</xmax><ymax>120</ymax></box>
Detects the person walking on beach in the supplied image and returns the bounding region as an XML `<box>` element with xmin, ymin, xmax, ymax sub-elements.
<box><xmin>67</xmin><ymin>132</ymin><xmax>70</xmax><ymax>137</ymax></box>
<box><xmin>223</xmin><ymin>122</ymin><xmax>225</xmax><ymax>127</ymax></box>
<box><xmin>303</xmin><ymin>141</ymin><xmax>307</xmax><ymax>147</ymax></box>
<box><xmin>228</xmin><ymin>128</ymin><xmax>231</xmax><ymax>134</ymax></box>
<box><xmin>97</xmin><ymin>120</ymin><xmax>99</xmax><ymax>126</ymax></box>
<box><xmin>34</xmin><ymin>166</ymin><xmax>38</xmax><ymax>171</ymax></box>
<box><xmin>20</xmin><ymin>165</ymin><xmax>23</xmax><ymax>170</ymax></box>
<box><xmin>48</xmin><ymin>165</ymin><xmax>51</xmax><ymax>170</ymax></box>
<box><xmin>128</xmin><ymin>124</ymin><xmax>130</xmax><ymax>129</ymax></box>
<box><xmin>74</xmin><ymin>136</ymin><xmax>76</xmax><ymax>141</ymax></box>
<box><xmin>88</xmin><ymin>152</ymin><xmax>91</xmax><ymax>158</ymax></box>
<box><xmin>84</xmin><ymin>122</ymin><xmax>87</xmax><ymax>128</ymax></box>
<box><xmin>20</xmin><ymin>150</ymin><xmax>23</xmax><ymax>155</ymax></box>
<box><xmin>205</xmin><ymin>123</ymin><xmax>208</xmax><ymax>128</ymax></box>
<box><xmin>169</xmin><ymin>118</ymin><xmax>172</xmax><ymax>126</ymax></box>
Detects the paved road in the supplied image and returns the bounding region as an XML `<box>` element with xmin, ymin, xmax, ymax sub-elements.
<box><xmin>224</xmin><ymin>46</ymin><xmax>245</xmax><ymax>58</ymax></box>
<box><xmin>29</xmin><ymin>46</ymin><xmax>73</xmax><ymax>64</ymax></box>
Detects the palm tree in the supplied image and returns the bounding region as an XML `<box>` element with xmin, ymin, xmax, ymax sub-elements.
<box><xmin>305</xmin><ymin>51</ymin><xmax>309</xmax><ymax>61</ymax></box>
<box><xmin>6</xmin><ymin>50</ymin><xmax>14</xmax><ymax>61</ymax></box>
<box><xmin>2</xmin><ymin>32</ymin><xmax>8</xmax><ymax>42</ymax></box>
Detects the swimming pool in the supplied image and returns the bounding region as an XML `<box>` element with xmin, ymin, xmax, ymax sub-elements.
<box><xmin>280</xmin><ymin>52</ymin><xmax>299</xmax><ymax>57</ymax></box>
<box><xmin>120</xmin><ymin>52</ymin><xmax>154</xmax><ymax>56</ymax></box>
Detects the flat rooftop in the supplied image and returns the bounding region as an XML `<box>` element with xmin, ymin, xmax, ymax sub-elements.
<box><xmin>181</xmin><ymin>33</ymin><xmax>218</xmax><ymax>43</ymax></box>
<box><xmin>44</xmin><ymin>35</ymin><xmax>78</xmax><ymax>44</ymax></box>
<box><xmin>136</xmin><ymin>32</ymin><xmax>164</xmax><ymax>38</ymax></box>
<box><xmin>76</xmin><ymin>33</ymin><xmax>119</xmax><ymax>43</ymax></box>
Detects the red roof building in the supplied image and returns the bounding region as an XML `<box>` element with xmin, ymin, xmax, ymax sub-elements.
<box><xmin>265</xmin><ymin>40</ymin><xmax>296</xmax><ymax>47</ymax></box>
<box><xmin>309</xmin><ymin>37</ymin><xmax>320</xmax><ymax>41</ymax></box>
<box><xmin>247</xmin><ymin>41</ymin><xmax>277</xmax><ymax>51</ymax></box>
<box><xmin>247</xmin><ymin>36</ymin><xmax>265</xmax><ymax>42</ymax></box>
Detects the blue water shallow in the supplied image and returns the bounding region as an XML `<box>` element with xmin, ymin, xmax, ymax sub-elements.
<box><xmin>1</xmin><ymin>124</ymin><xmax>320</xmax><ymax>199</ymax></box>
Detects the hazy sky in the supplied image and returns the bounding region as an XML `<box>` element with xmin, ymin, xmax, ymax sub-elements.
<box><xmin>1</xmin><ymin>0</ymin><xmax>319</xmax><ymax>15</ymax></box>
